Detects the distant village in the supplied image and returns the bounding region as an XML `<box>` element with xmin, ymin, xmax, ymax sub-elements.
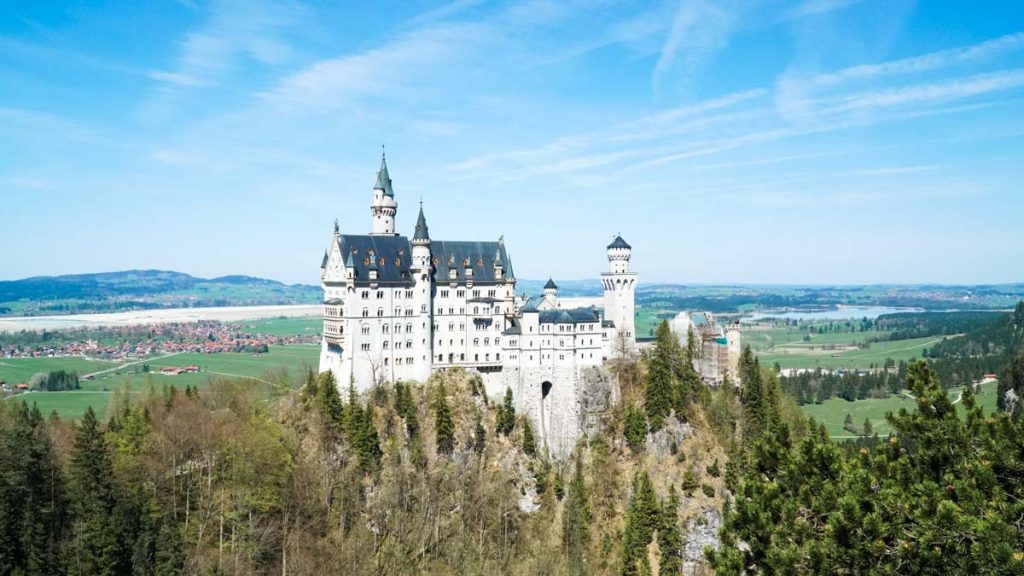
<box><xmin>0</xmin><ymin>320</ymin><xmax>319</xmax><ymax>361</ymax></box>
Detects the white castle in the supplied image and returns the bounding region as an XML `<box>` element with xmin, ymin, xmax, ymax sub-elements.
<box><xmin>319</xmin><ymin>154</ymin><xmax>636</xmax><ymax>454</ymax></box>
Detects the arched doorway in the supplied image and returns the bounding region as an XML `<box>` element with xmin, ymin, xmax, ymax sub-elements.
<box><xmin>540</xmin><ymin>381</ymin><xmax>553</xmax><ymax>453</ymax></box>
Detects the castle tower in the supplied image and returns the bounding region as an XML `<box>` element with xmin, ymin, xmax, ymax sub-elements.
<box><xmin>542</xmin><ymin>278</ymin><xmax>558</xmax><ymax>308</ymax></box>
<box><xmin>370</xmin><ymin>153</ymin><xmax>398</xmax><ymax>235</ymax></box>
<box><xmin>602</xmin><ymin>235</ymin><xmax>637</xmax><ymax>352</ymax></box>
<box><xmin>410</xmin><ymin>202</ymin><xmax>434</xmax><ymax>382</ymax></box>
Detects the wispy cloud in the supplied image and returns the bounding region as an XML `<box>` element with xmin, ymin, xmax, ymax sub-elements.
<box><xmin>786</xmin><ymin>0</ymin><xmax>864</xmax><ymax>20</ymax></box>
<box><xmin>259</xmin><ymin>23</ymin><xmax>485</xmax><ymax>111</ymax></box>
<box><xmin>811</xmin><ymin>32</ymin><xmax>1024</xmax><ymax>86</ymax></box>
<box><xmin>149</xmin><ymin>0</ymin><xmax>304</xmax><ymax>90</ymax></box>
<box><xmin>652</xmin><ymin>0</ymin><xmax>737</xmax><ymax>91</ymax></box>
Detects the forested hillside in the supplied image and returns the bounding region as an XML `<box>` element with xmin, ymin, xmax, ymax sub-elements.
<box><xmin>0</xmin><ymin>270</ymin><xmax>319</xmax><ymax>316</ymax></box>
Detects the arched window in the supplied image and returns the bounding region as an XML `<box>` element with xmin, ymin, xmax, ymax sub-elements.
<box><xmin>377</xmin><ymin>308</ymin><xmax>384</xmax><ymax>318</ymax></box>
<box><xmin>383</xmin><ymin>341</ymin><xmax>389</xmax><ymax>349</ymax></box>
<box><xmin>362</xmin><ymin>309</ymin><xmax>369</xmax><ymax>318</ymax></box>
<box><xmin>383</xmin><ymin>324</ymin><xmax>389</xmax><ymax>333</ymax></box>
<box><xmin>473</xmin><ymin>338</ymin><xmax>479</xmax><ymax>346</ymax></box>
<box><xmin>361</xmin><ymin>325</ymin><xmax>370</xmax><ymax>335</ymax></box>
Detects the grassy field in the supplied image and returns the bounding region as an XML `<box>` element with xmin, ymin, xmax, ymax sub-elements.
<box><xmin>236</xmin><ymin>316</ymin><xmax>321</xmax><ymax>337</ymax></box>
<box><xmin>3</xmin><ymin>344</ymin><xmax>320</xmax><ymax>419</ymax></box>
<box><xmin>802</xmin><ymin>379</ymin><xmax>999</xmax><ymax>438</ymax></box>
<box><xmin>755</xmin><ymin>335</ymin><xmax>940</xmax><ymax>370</ymax></box>
<box><xmin>0</xmin><ymin>356</ymin><xmax>118</xmax><ymax>384</ymax></box>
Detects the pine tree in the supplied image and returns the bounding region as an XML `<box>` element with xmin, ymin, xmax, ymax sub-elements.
<box><xmin>395</xmin><ymin>381</ymin><xmax>419</xmax><ymax>437</ymax></box>
<box><xmin>562</xmin><ymin>456</ymin><xmax>590</xmax><ymax>576</ymax></box>
<box><xmin>358</xmin><ymin>404</ymin><xmax>382</xmax><ymax>471</ymax></box>
<box><xmin>658</xmin><ymin>486</ymin><xmax>683</xmax><ymax>575</ymax></box>
<box><xmin>644</xmin><ymin>321</ymin><xmax>679</xmax><ymax>430</ymax></box>
<box><xmin>620</xmin><ymin>471</ymin><xmax>659</xmax><ymax>576</ymax></box>
<box><xmin>623</xmin><ymin>404</ymin><xmax>647</xmax><ymax>453</ymax></box>
<box><xmin>434</xmin><ymin>380</ymin><xmax>455</xmax><ymax>456</ymax></box>
<box><xmin>521</xmin><ymin>417</ymin><xmax>537</xmax><ymax>457</ymax></box>
<box><xmin>66</xmin><ymin>406</ymin><xmax>125</xmax><ymax>576</ymax></box>
<box><xmin>316</xmin><ymin>370</ymin><xmax>344</xmax><ymax>431</ymax></box>
<box><xmin>472</xmin><ymin>410</ymin><xmax>486</xmax><ymax>455</ymax></box>
<box><xmin>497</xmin><ymin>387</ymin><xmax>516</xmax><ymax>436</ymax></box>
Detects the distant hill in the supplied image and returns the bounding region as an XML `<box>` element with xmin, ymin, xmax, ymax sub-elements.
<box><xmin>0</xmin><ymin>270</ymin><xmax>320</xmax><ymax>316</ymax></box>
<box><xmin>926</xmin><ymin>302</ymin><xmax>1024</xmax><ymax>386</ymax></box>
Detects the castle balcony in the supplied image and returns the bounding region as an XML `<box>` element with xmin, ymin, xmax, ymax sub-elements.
<box><xmin>324</xmin><ymin>334</ymin><xmax>345</xmax><ymax>347</ymax></box>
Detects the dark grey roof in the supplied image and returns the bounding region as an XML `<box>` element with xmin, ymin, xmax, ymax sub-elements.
<box><xmin>430</xmin><ymin>240</ymin><xmax>513</xmax><ymax>284</ymax></box>
<box><xmin>602</xmin><ymin>320</ymin><xmax>615</xmax><ymax>328</ymax></box>
<box><xmin>607</xmin><ymin>235</ymin><xmax>631</xmax><ymax>250</ymax></box>
<box><xmin>539</xmin><ymin>307</ymin><xmax>601</xmax><ymax>325</ymax></box>
<box><xmin>520</xmin><ymin>297</ymin><xmax>539</xmax><ymax>313</ymax></box>
<box><xmin>320</xmin><ymin>250</ymin><xmax>329</xmax><ymax>269</ymax></box>
<box><xmin>413</xmin><ymin>204</ymin><xmax>430</xmax><ymax>242</ymax></box>
<box><xmin>503</xmin><ymin>325</ymin><xmax>522</xmax><ymax>335</ymax></box>
<box><xmin>325</xmin><ymin>298</ymin><xmax>343</xmax><ymax>305</ymax></box>
<box><xmin>544</xmin><ymin>278</ymin><xmax>557</xmax><ymax>290</ymax></box>
<box><xmin>374</xmin><ymin>156</ymin><xmax>395</xmax><ymax>197</ymax></box>
<box><xmin>336</xmin><ymin>234</ymin><xmax>414</xmax><ymax>286</ymax></box>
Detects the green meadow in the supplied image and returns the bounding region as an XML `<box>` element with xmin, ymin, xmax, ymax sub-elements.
<box><xmin>235</xmin><ymin>316</ymin><xmax>322</xmax><ymax>337</ymax></box>
<box><xmin>801</xmin><ymin>379</ymin><xmax>1000</xmax><ymax>438</ymax></box>
<box><xmin>2</xmin><ymin>344</ymin><xmax>320</xmax><ymax>419</ymax></box>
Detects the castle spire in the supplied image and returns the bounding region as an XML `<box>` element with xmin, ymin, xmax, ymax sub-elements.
<box><xmin>413</xmin><ymin>201</ymin><xmax>430</xmax><ymax>243</ymax></box>
<box><xmin>374</xmin><ymin>152</ymin><xmax>394</xmax><ymax>197</ymax></box>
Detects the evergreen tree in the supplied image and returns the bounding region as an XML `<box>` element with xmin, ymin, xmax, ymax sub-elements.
<box><xmin>562</xmin><ymin>456</ymin><xmax>590</xmax><ymax>576</ymax></box>
<box><xmin>316</xmin><ymin>370</ymin><xmax>344</xmax><ymax>431</ymax></box>
<box><xmin>434</xmin><ymin>380</ymin><xmax>455</xmax><ymax>456</ymax></box>
<box><xmin>395</xmin><ymin>381</ymin><xmax>419</xmax><ymax>437</ymax></box>
<box><xmin>497</xmin><ymin>387</ymin><xmax>516</xmax><ymax>436</ymax></box>
<box><xmin>623</xmin><ymin>404</ymin><xmax>647</xmax><ymax>453</ymax></box>
<box><xmin>472</xmin><ymin>410</ymin><xmax>486</xmax><ymax>455</ymax></box>
<box><xmin>620</xmin><ymin>471</ymin><xmax>659</xmax><ymax>576</ymax></box>
<box><xmin>998</xmin><ymin>347</ymin><xmax>1024</xmax><ymax>417</ymax></box>
<box><xmin>521</xmin><ymin>417</ymin><xmax>537</xmax><ymax>457</ymax></box>
<box><xmin>66</xmin><ymin>407</ymin><xmax>125</xmax><ymax>576</ymax></box>
<box><xmin>644</xmin><ymin>321</ymin><xmax>680</xmax><ymax>430</ymax></box>
<box><xmin>658</xmin><ymin>486</ymin><xmax>683</xmax><ymax>575</ymax></box>
<box><xmin>358</xmin><ymin>404</ymin><xmax>382</xmax><ymax>471</ymax></box>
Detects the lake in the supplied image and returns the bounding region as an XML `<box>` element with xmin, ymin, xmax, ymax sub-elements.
<box><xmin>744</xmin><ymin>305</ymin><xmax>924</xmax><ymax>322</ymax></box>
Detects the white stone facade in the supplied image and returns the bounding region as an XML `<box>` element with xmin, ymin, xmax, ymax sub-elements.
<box><xmin>319</xmin><ymin>155</ymin><xmax>637</xmax><ymax>456</ymax></box>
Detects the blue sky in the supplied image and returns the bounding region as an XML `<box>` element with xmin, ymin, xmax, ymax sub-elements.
<box><xmin>2</xmin><ymin>0</ymin><xmax>1023</xmax><ymax>285</ymax></box>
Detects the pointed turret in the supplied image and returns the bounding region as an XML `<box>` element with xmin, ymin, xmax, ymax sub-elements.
<box><xmin>370</xmin><ymin>150</ymin><xmax>398</xmax><ymax>235</ymax></box>
<box><xmin>374</xmin><ymin>155</ymin><xmax>394</xmax><ymax>197</ymax></box>
<box><xmin>544</xmin><ymin>278</ymin><xmax>558</xmax><ymax>290</ymax></box>
<box><xmin>413</xmin><ymin>202</ymin><xmax>430</xmax><ymax>243</ymax></box>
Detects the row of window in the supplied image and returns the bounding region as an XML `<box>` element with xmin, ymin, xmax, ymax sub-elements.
<box><xmin>384</xmin><ymin>357</ymin><xmax>415</xmax><ymax>366</ymax></box>
<box><xmin>436</xmin><ymin>353</ymin><xmax>501</xmax><ymax>363</ymax></box>
<box><xmin>437</xmin><ymin>289</ymin><xmax>498</xmax><ymax>298</ymax></box>
<box><xmin>360</xmin><ymin>289</ymin><xmax>416</xmax><ymax>300</ymax></box>
<box><xmin>360</xmin><ymin>307</ymin><xmax>423</xmax><ymax>317</ymax></box>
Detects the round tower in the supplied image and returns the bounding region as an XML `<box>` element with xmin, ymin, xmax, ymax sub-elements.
<box><xmin>370</xmin><ymin>153</ymin><xmax>398</xmax><ymax>236</ymax></box>
<box><xmin>602</xmin><ymin>235</ymin><xmax>637</xmax><ymax>351</ymax></box>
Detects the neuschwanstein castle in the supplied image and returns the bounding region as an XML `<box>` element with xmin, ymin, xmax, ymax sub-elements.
<box><xmin>319</xmin><ymin>154</ymin><xmax>636</xmax><ymax>454</ymax></box>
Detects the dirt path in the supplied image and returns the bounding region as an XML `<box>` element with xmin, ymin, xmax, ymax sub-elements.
<box><xmin>82</xmin><ymin>352</ymin><xmax>185</xmax><ymax>379</ymax></box>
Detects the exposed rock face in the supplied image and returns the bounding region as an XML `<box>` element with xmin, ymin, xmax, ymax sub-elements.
<box><xmin>683</xmin><ymin>508</ymin><xmax>722</xmax><ymax>575</ymax></box>
<box><xmin>580</xmin><ymin>365</ymin><xmax>620</xmax><ymax>441</ymax></box>
<box><xmin>647</xmin><ymin>416</ymin><xmax>693</xmax><ymax>459</ymax></box>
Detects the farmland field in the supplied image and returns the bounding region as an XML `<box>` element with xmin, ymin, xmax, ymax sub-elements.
<box><xmin>0</xmin><ymin>356</ymin><xmax>118</xmax><ymax>384</ymax></box>
<box><xmin>236</xmin><ymin>316</ymin><xmax>321</xmax><ymax>337</ymax></box>
<box><xmin>756</xmin><ymin>335</ymin><xmax>941</xmax><ymax>370</ymax></box>
<box><xmin>2</xmin><ymin>344</ymin><xmax>320</xmax><ymax>419</ymax></box>
<box><xmin>801</xmin><ymin>379</ymin><xmax>999</xmax><ymax>438</ymax></box>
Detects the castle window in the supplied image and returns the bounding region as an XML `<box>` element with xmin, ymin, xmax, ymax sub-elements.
<box><xmin>474</xmin><ymin>354</ymin><xmax>479</xmax><ymax>361</ymax></box>
<box><xmin>383</xmin><ymin>341</ymin><xmax>389</xmax><ymax>349</ymax></box>
<box><xmin>406</xmin><ymin>323</ymin><xmax>412</xmax><ymax>333</ymax></box>
<box><xmin>460</xmin><ymin>354</ymin><xmax>465</xmax><ymax>361</ymax></box>
<box><xmin>406</xmin><ymin>290</ymin><xmax>413</xmax><ymax>298</ymax></box>
<box><xmin>449</xmin><ymin>308</ymin><xmax>455</xmax><ymax>315</ymax></box>
<box><xmin>395</xmin><ymin>323</ymin><xmax>401</xmax><ymax>333</ymax></box>
<box><xmin>362</xmin><ymin>309</ymin><xmax>369</xmax><ymax>318</ymax></box>
<box><xmin>395</xmin><ymin>307</ymin><xmax>401</xmax><ymax>316</ymax></box>
<box><xmin>496</xmin><ymin>353</ymin><xmax>501</xmax><ymax>361</ymax></box>
<box><xmin>449</xmin><ymin>323</ymin><xmax>455</xmax><ymax>331</ymax></box>
<box><xmin>421</xmin><ymin>304</ymin><xmax>427</xmax><ymax>312</ymax></box>
<box><xmin>361</xmin><ymin>291</ymin><xmax>369</xmax><ymax>299</ymax></box>
<box><xmin>361</xmin><ymin>325</ymin><xmax>370</xmax><ymax>335</ymax></box>
<box><xmin>360</xmin><ymin>343</ymin><xmax>370</xmax><ymax>351</ymax></box>
<box><xmin>473</xmin><ymin>306</ymin><xmax>479</xmax><ymax>314</ymax></box>
<box><xmin>383</xmin><ymin>325</ymin><xmax>389</xmax><ymax>334</ymax></box>
<box><xmin>485</xmin><ymin>353</ymin><xmax>490</xmax><ymax>361</ymax></box>
<box><xmin>473</xmin><ymin>338</ymin><xmax>479</xmax><ymax>346</ymax></box>
<box><xmin>406</xmin><ymin>340</ymin><xmax>412</xmax><ymax>349</ymax></box>
<box><xmin>377</xmin><ymin>309</ymin><xmax>384</xmax><ymax>317</ymax></box>
<box><xmin>495</xmin><ymin>306</ymin><xmax>500</xmax><ymax>313</ymax></box>
<box><xmin>384</xmin><ymin>358</ymin><xmax>389</xmax><ymax>365</ymax></box>
<box><xmin>441</xmin><ymin>289</ymin><xmax>449</xmax><ymax>298</ymax></box>
<box><xmin>473</xmin><ymin>290</ymin><xmax>480</xmax><ymax>298</ymax></box>
<box><xmin>484</xmin><ymin>338</ymin><xmax>490</xmax><ymax>346</ymax></box>
<box><xmin>377</xmin><ymin>291</ymin><xmax>384</xmax><ymax>299</ymax></box>
<box><xmin>459</xmin><ymin>323</ymin><xmax>465</xmax><ymax>330</ymax></box>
